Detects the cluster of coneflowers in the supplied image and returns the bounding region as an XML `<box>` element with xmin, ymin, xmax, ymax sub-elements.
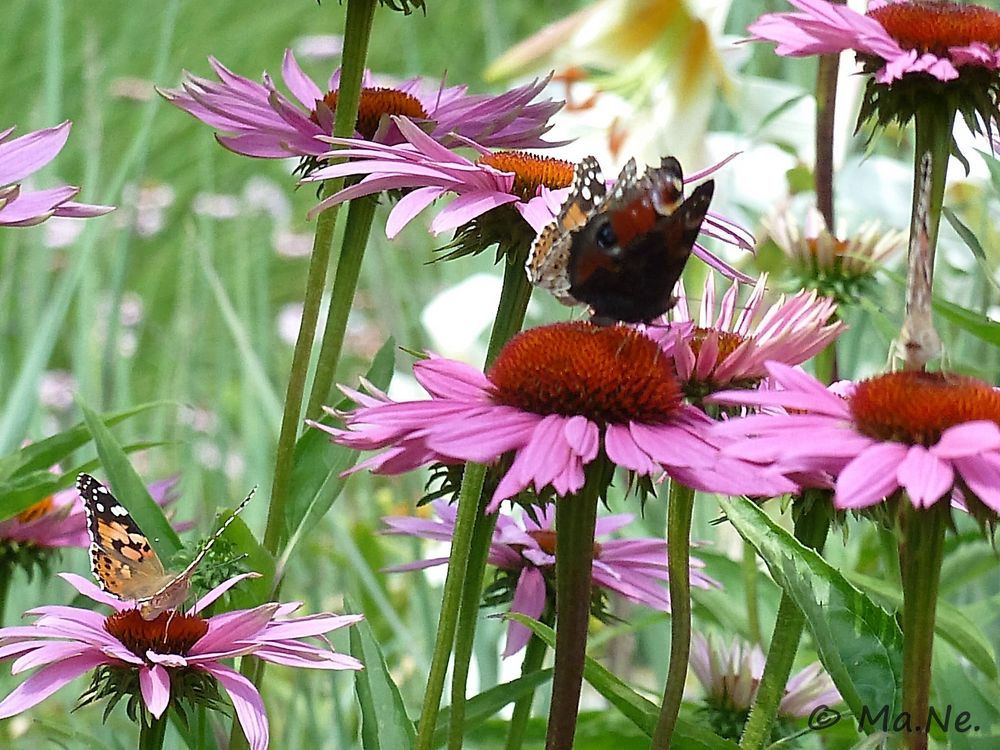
<box><xmin>1</xmin><ymin>2</ymin><xmax>999</xmax><ymax>750</ymax></box>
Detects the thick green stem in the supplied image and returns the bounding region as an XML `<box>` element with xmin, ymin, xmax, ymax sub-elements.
<box><xmin>650</xmin><ymin>480</ymin><xmax>696</xmax><ymax>749</ymax></box>
<box><xmin>261</xmin><ymin>0</ymin><xmax>377</xmax><ymax>557</ymax></box>
<box><xmin>814</xmin><ymin>48</ymin><xmax>841</xmax><ymax>230</ymax></box>
<box><xmin>447</xmin><ymin>501</ymin><xmax>497</xmax><ymax>750</ymax></box>
<box><xmin>505</xmin><ymin>611</ymin><xmax>553</xmax><ymax>750</ymax></box>
<box><xmin>900</xmin><ymin>106</ymin><xmax>954</xmax><ymax>371</ymax></box>
<box><xmin>445</xmin><ymin>247</ymin><xmax>533</xmax><ymax>749</ymax></box>
<box><xmin>898</xmin><ymin>502</ymin><xmax>947</xmax><ymax>750</ymax></box>
<box><xmin>413</xmin><ymin>462</ymin><xmax>488</xmax><ymax>750</ymax></box>
<box><xmin>305</xmin><ymin>195</ymin><xmax>377</xmax><ymax>419</ymax></box>
<box><xmin>545</xmin><ymin>464</ymin><xmax>605</xmax><ymax>750</ymax></box>
<box><xmin>739</xmin><ymin>497</ymin><xmax>832</xmax><ymax>750</ymax></box>
<box><xmin>138</xmin><ymin>710</ymin><xmax>168</xmax><ymax>750</ymax></box>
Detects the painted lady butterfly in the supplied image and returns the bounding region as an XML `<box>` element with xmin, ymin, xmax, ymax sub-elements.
<box><xmin>526</xmin><ymin>155</ymin><xmax>714</xmax><ymax>325</ymax></box>
<box><xmin>78</xmin><ymin>472</ymin><xmax>254</xmax><ymax>620</ymax></box>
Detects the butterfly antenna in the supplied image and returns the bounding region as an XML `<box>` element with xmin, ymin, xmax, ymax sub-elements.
<box><xmin>182</xmin><ymin>486</ymin><xmax>258</xmax><ymax>574</ymax></box>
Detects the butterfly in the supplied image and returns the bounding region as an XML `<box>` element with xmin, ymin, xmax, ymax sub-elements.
<box><xmin>78</xmin><ymin>472</ymin><xmax>254</xmax><ymax>620</ymax></box>
<box><xmin>526</xmin><ymin>155</ymin><xmax>715</xmax><ymax>325</ymax></box>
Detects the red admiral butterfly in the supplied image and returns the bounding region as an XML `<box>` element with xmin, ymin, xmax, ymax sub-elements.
<box><xmin>527</xmin><ymin>155</ymin><xmax>714</xmax><ymax>325</ymax></box>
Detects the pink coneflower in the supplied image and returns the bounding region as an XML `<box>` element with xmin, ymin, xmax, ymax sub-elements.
<box><xmin>0</xmin><ymin>477</ymin><xmax>178</xmax><ymax>551</ymax></box>
<box><xmin>710</xmin><ymin>361</ymin><xmax>1000</xmax><ymax>515</ymax></box>
<box><xmin>0</xmin><ymin>573</ymin><xmax>363</xmax><ymax>750</ymax></box>
<box><xmin>0</xmin><ymin>122</ymin><xmax>114</xmax><ymax>227</ymax></box>
<box><xmin>383</xmin><ymin>499</ymin><xmax>719</xmax><ymax>656</ymax></box>
<box><xmin>748</xmin><ymin>1</ymin><xmax>1000</xmax><ymax>130</ymax></box>
<box><xmin>159</xmin><ymin>50</ymin><xmax>562</xmax><ymax>160</ymax></box>
<box><xmin>749</xmin><ymin>0</ymin><xmax>1000</xmax><ymax>85</ymax></box>
<box><xmin>690</xmin><ymin>632</ymin><xmax>840</xmax><ymax>738</ymax></box>
<box><xmin>310</xmin><ymin>323</ymin><xmax>796</xmax><ymax>510</ymax></box>
<box><xmin>304</xmin><ymin>116</ymin><xmax>754</xmax><ymax>276</ymax></box>
<box><xmin>652</xmin><ymin>273</ymin><xmax>844</xmax><ymax>401</ymax></box>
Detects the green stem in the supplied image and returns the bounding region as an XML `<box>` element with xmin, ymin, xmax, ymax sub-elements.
<box><xmin>445</xmin><ymin>247</ymin><xmax>533</xmax><ymax>749</ymax></box>
<box><xmin>650</xmin><ymin>480</ymin><xmax>696</xmax><ymax>749</ymax></box>
<box><xmin>505</xmin><ymin>611</ymin><xmax>553</xmax><ymax>750</ymax></box>
<box><xmin>741</xmin><ymin>541</ymin><xmax>762</xmax><ymax>645</ymax></box>
<box><xmin>305</xmin><ymin>195</ymin><xmax>378</xmax><ymax>419</ymax></box>
<box><xmin>261</xmin><ymin>0</ymin><xmax>377</xmax><ymax>558</ymax></box>
<box><xmin>545</xmin><ymin>463</ymin><xmax>605</xmax><ymax>750</ymax></box>
<box><xmin>413</xmin><ymin>462</ymin><xmax>488</xmax><ymax>750</ymax></box>
<box><xmin>739</xmin><ymin>496</ymin><xmax>832</xmax><ymax>750</ymax></box>
<box><xmin>138</xmin><ymin>710</ymin><xmax>168</xmax><ymax>750</ymax></box>
<box><xmin>814</xmin><ymin>48</ymin><xmax>840</xmax><ymax>230</ymax></box>
<box><xmin>898</xmin><ymin>502</ymin><xmax>947</xmax><ymax>750</ymax></box>
<box><xmin>900</xmin><ymin>105</ymin><xmax>954</xmax><ymax>371</ymax></box>
<box><xmin>447</xmin><ymin>499</ymin><xmax>497</xmax><ymax>750</ymax></box>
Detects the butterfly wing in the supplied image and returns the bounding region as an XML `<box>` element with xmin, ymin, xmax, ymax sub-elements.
<box><xmin>567</xmin><ymin>157</ymin><xmax>714</xmax><ymax>324</ymax></box>
<box><xmin>526</xmin><ymin>155</ymin><xmax>606</xmax><ymax>305</ymax></box>
<box><xmin>137</xmin><ymin>485</ymin><xmax>256</xmax><ymax>620</ymax></box>
<box><xmin>78</xmin><ymin>473</ymin><xmax>170</xmax><ymax>601</ymax></box>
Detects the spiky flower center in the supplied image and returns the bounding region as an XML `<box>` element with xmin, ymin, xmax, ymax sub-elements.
<box><xmin>849</xmin><ymin>371</ymin><xmax>1000</xmax><ymax>445</ymax></box>
<box><xmin>488</xmin><ymin>322</ymin><xmax>682</xmax><ymax>424</ymax></box>
<box><xmin>317</xmin><ymin>88</ymin><xmax>428</xmax><ymax>139</ymax></box>
<box><xmin>868</xmin><ymin>2</ymin><xmax>1000</xmax><ymax>54</ymax></box>
<box><xmin>16</xmin><ymin>496</ymin><xmax>54</xmax><ymax>523</ymax></box>
<box><xmin>106</xmin><ymin>609</ymin><xmax>208</xmax><ymax>659</ymax></box>
<box><xmin>805</xmin><ymin>236</ymin><xmax>850</xmax><ymax>257</ymax></box>
<box><xmin>477</xmin><ymin>151</ymin><xmax>574</xmax><ymax>201</ymax></box>
<box><xmin>689</xmin><ymin>328</ymin><xmax>747</xmax><ymax>367</ymax></box>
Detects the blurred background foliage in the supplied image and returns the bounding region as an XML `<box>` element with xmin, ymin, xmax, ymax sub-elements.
<box><xmin>1</xmin><ymin>0</ymin><xmax>998</xmax><ymax>748</ymax></box>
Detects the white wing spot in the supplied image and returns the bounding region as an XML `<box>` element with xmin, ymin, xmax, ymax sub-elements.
<box><xmin>95</xmin><ymin>503</ymin><xmax>105</xmax><ymax>513</ymax></box>
<box><xmin>111</xmin><ymin>505</ymin><xmax>129</xmax><ymax>517</ymax></box>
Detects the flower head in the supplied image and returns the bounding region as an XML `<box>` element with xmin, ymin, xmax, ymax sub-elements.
<box><xmin>652</xmin><ymin>273</ymin><xmax>844</xmax><ymax>402</ymax></box>
<box><xmin>748</xmin><ymin>1</ymin><xmax>1000</xmax><ymax>132</ymax></box>
<box><xmin>711</xmin><ymin>362</ymin><xmax>1000</xmax><ymax>518</ymax></box>
<box><xmin>690</xmin><ymin>632</ymin><xmax>840</xmax><ymax>740</ymax></box>
<box><xmin>159</xmin><ymin>50</ymin><xmax>563</xmax><ymax>160</ymax></box>
<box><xmin>305</xmin><ymin>115</ymin><xmax>574</xmax><ymax>252</ymax></box>
<box><xmin>384</xmin><ymin>499</ymin><xmax>718</xmax><ymax>655</ymax></box>
<box><xmin>306</xmin><ymin>121</ymin><xmax>755</xmax><ymax>278</ymax></box>
<box><xmin>0</xmin><ymin>122</ymin><xmax>114</xmax><ymax>227</ymax></box>
<box><xmin>762</xmin><ymin>205</ymin><xmax>906</xmax><ymax>304</ymax></box>
<box><xmin>311</xmin><ymin>323</ymin><xmax>796</xmax><ymax>510</ymax></box>
<box><xmin>0</xmin><ymin>573</ymin><xmax>363</xmax><ymax>750</ymax></box>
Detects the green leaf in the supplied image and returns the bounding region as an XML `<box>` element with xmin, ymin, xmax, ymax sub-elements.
<box><xmin>508</xmin><ymin>614</ymin><xmax>738</xmax><ymax>749</ymax></box>
<box><xmin>847</xmin><ymin>570</ymin><xmax>996</xmax><ymax>680</ymax></box>
<box><xmin>932</xmin><ymin>297</ymin><xmax>1000</xmax><ymax>346</ymax></box>
<box><xmin>718</xmin><ymin>498</ymin><xmax>903</xmax><ymax>727</ymax></box>
<box><xmin>282</xmin><ymin>339</ymin><xmax>394</xmax><ymax>559</ymax></box>
<box><xmin>0</xmin><ymin>402</ymin><xmax>167</xmax><ymax>483</ymax></box>
<box><xmin>942</xmin><ymin>207</ymin><xmax>986</xmax><ymax>260</ymax></box>
<box><xmin>215</xmin><ymin>510</ymin><xmax>274</xmax><ymax>610</ymax></box>
<box><xmin>79</xmin><ymin>398</ymin><xmax>181</xmax><ymax>556</ymax></box>
<box><xmin>348</xmin><ymin>597</ymin><xmax>415</xmax><ymax>750</ymax></box>
<box><xmin>933</xmin><ymin>646</ymin><xmax>1000</xmax><ymax>748</ymax></box>
<box><xmin>431</xmin><ymin>669</ymin><xmax>553</xmax><ymax>748</ymax></box>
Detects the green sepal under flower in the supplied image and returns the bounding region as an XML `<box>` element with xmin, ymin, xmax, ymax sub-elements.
<box><xmin>433</xmin><ymin>205</ymin><xmax>537</xmax><ymax>265</ymax></box>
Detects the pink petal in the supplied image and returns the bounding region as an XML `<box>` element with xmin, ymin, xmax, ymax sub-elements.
<box><xmin>281</xmin><ymin>49</ymin><xmax>323</xmax><ymax>110</ymax></box>
<box><xmin>58</xmin><ymin>573</ymin><xmax>126</xmax><ymax>609</ymax></box>
<box><xmin>0</xmin><ymin>651</ymin><xmax>106</xmax><ymax>719</ymax></box>
<box><xmin>503</xmin><ymin>567</ymin><xmax>546</xmax><ymax>657</ymax></box>
<box><xmin>933</xmin><ymin>421</ymin><xmax>1000</xmax><ymax>458</ymax></box>
<box><xmin>428</xmin><ymin>191</ymin><xmax>520</xmax><ymax>234</ymax></box>
<box><xmin>207</xmin><ymin>663</ymin><xmax>269</xmax><ymax>750</ymax></box>
<box><xmin>897</xmin><ymin>445</ymin><xmax>954</xmax><ymax>508</ymax></box>
<box><xmin>192</xmin><ymin>572</ymin><xmax>261</xmax><ymax>614</ymax></box>
<box><xmin>140</xmin><ymin>664</ymin><xmax>171</xmax><ymax>718</ymax></box>
<box><xmin>386</xmin><ymin>186</ymin><xmax>444</xmax><ymax>237</ymax></box>
<box><xmin>834</xmin><ymin>443</ymin><xmax>907</xmax><ymax>509</ymax></box>
<box><xmin>0</xmin><ymin>122</ymin><xmax>70</xmax><ymax>185</ymax></box>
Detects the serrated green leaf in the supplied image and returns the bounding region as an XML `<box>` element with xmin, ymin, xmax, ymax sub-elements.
<box><xmin>507</xmin><ymin>614</ymin><xmax>738</xmax><ymax>749</ymax></box>
<box><xmin>718</xmin><ymin>497</ymin><xmax>903</xmax><ymax>728</ymax></box>
<box><xmin>431</xmin><ymin>669</ymin><xmax>553</xmax><ymax>748</ymax></box>
<box><xmin>348</xmin><ymin>597</ymin><xmax>415</xmax><ymax>750</ymax></box>
<box><xmin>847</xmin><ymin>570</ymin><xmax>996</xmax><ymax>680</ymax></box>
<box><xmin>79</xmin><ymin>398</ymin><xmax>181</xmax><ymax>557</ymax></box>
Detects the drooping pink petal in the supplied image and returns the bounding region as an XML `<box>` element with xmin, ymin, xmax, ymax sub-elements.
<box><xmin>0</xmin><ymin>652</ymin><xmax>106</xmax><ymax>719</ymax></box>
<box><xmin>834</xmin><ymin>443</ymin><xmax>908</xmax><ymax>509</ymax></box>
<box><xmin>207</xmin><ymin>663</ymin><xmax>269</xmax><ymax>750</ymax></box>
<box><xmin>897</xmin><ymin>445</ymin><xmax>954</xmax><ymax>508</ymax></box>
<box><xmin>139</xmin><ymin>664</ymin><xmax>172</xmax><ymax>718</ymax></box>
<box><xmin>503</xmin><ymin>567</ymin><xmax>547</xmax><ymax>658</ymax></box>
